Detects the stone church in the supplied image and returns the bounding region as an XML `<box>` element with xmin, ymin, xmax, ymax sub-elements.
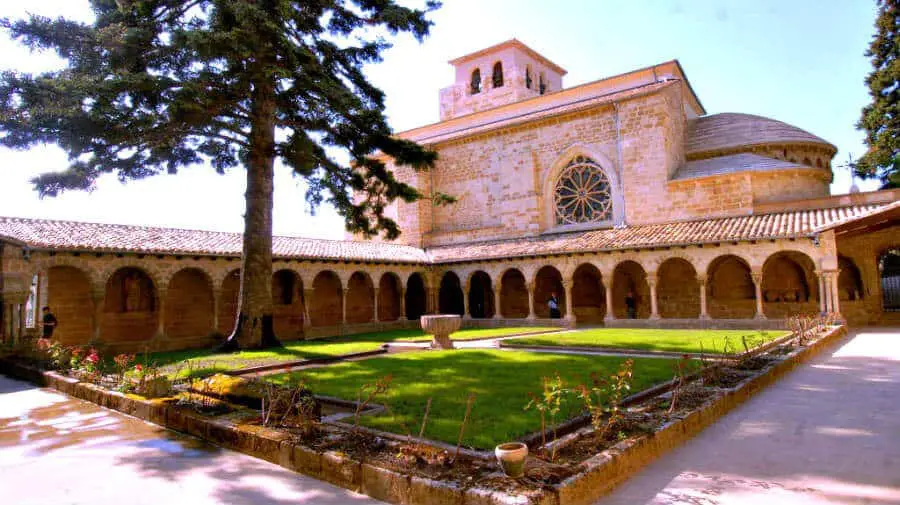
<box><xmin>1</xmin><ymin>40</ymin><xmax>898</xmax><ymax>352</ymax></box>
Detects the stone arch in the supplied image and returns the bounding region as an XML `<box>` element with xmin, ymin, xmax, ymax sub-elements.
<box><xmin>272</xmin><ymin>269</ymin><xmax>305</xmax><ymax>340</ymax></box>
<box><xmin>28</xmin><ymin>256</ymin><xmax>102</xmax><ymax>290</ymax></box>
<box><xmin>543</xmin><ymin>144</ymin><xmax>624</xmax><ymax>231</ymax></box>
<box><xmin>311</xmin><ymin>271</ymin><xmax>343</xmax><ymax>327</ymax></box>
<box><xmin>707</xmin><ymin>255</ymin><xmax>755</xmax><ymax>319</ymax></box>
<box><xmin>102</xmin><ymin>266</ymin><xmax>158</xmax><ymax>342</ymax></box>
<box><xmin>219</xmin><ymin>269</ymin><xmax>241</xmax><ymax>334</ymax></box>
<box><xmin>468</xmin><ymin>271</ymin><xmax>495</xmax><ymax>318</ymax></box>
<box><xmin>572</xmin><ymin>263</ymin><xmax>605</xmax><ymax>324</ymax></box>
<box><xmin>379</xmin><ymin>272</ymin><xmax>403</xmax><ymax>321</ymax></box>
<box><xmin>500</xmin><ymin>268</ymin><xmax>529</xmax><ymax>318</ymax></box>
<box><xmin>98</xmin><ymin>261</ymin><xmax>164</xmax><ymax>295</ymax></box>
<box><xmin>534</xmin><ymin>266</ymin><xmax>565</xmax><ymax>318</ymax></box>
<box><xmin>45</xmin><ymin>265</ymin><xmax>95</xmax><ymax>345</ymax></box>
<box><xmin>346</xmin><ymin>271</ymin><xmax>375</xmax><ymax>325</ymax></box>
<box><xmin>405</xmin><ymin>272</ymin><xmax>427</xmax><ymax>320</ymax></box>
<box><xmin>612</xmin><ymin>260</ymin><xmax>650</xmax><ymax>319</ymax></box>
<box><xmin>166</xmin><ymin>268</ymin><xmax>214</xmax><ymax>339</ymax></box>
<box><xmin>762</xmin><ymin>251</ymin><xmax>818</xmax><ymax>318</ymax></box>
<box><xmin>657</xmin><ymin>258</ymin><xmax>700</xmax><ymax>318</ymax></box>
<box><xmin>438</xmin><ymin>272</ymin><xmax>465</xmax><ymax>316</ymax></box>
<box><xmin>838</xmin><ymin>256</ymin><xmax>864</xmax><ymax>301</ymax></box>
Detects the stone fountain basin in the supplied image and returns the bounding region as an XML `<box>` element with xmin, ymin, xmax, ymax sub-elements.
<box><xmin>420</xmin><ymin>314</ymin><xmax>460</xmax><ymax>350</ymax></box>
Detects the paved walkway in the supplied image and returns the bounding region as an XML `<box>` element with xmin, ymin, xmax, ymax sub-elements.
<box><xmin>596</xmin><ymin>327</ymin><xmax>900</xmax><ymax>505</ymax></box>
<box><xmin>0</xmin><ymin>375</ymin><xmax>385</xmax><ymax>505</ymax></box>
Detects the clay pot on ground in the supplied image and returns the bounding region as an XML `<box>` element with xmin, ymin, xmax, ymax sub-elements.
<box><xmin>495</xmin><ymin>442</ymin><xmax>528</xmax><ymax>478</ymax></box>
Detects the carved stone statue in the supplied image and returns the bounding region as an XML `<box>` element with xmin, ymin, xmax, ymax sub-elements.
<box><xmin>124</xmin><ymin>272</ymin><xmax>142</xmax><ymax>312</ymax></box>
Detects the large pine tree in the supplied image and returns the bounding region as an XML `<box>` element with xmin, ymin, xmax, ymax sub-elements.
<box><xmin>0</xmin><ymin>0</ymin><xmax>439</xmax><ymax>349</ymax></box>
<box><xmin>856</xmin><ymin>0</ymin><xmax>900</xmax><ymax>188</ymax></box>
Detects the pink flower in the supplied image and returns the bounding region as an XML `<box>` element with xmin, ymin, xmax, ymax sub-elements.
<box><xmin>86</xmin><ymin>352</ymin><xmax>100</xmax><ymax>364</ymax></box>
<box><xmin>134</xmin><ymin>364</ymin><xmax>143</xmax><ymax>372</ymax></box>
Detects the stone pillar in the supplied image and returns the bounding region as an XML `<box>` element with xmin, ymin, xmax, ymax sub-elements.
<box><xmin>526</xmin><ymin>282</ymin><xmax>536</xmax><ymax>320</ymax></box>
<box><xmin>563</xmin><ymin>280</ymin><xmax>575</xmax><ymax>324</ymax></box>
<box><xmin>212</xmin><ymin>287</ymin><xmax>222</xmax><ymax>334</ymax></box>
<box><xmin>155</xmin><ymin>284</ymin><xmax>168</xmax><ymax>338</ymax></box>
<box><xmin>372</xmin><ymin>287</ymin><xmax>379</xmax><ymax>322</ymax></box>
<box><xmin>92</xmin><ymin>288</ymin><xmax>105</xmax><ymax>341</ymax></box>
<box><xmin>829</xmin><ymin>270</ymin><xmax>842</xmax><ymax>319</ymax></box>
<box><xmin>816</xmin><ymin>271</ymin><xmax>826</xmax><ymax>314</ymax></box>
<box><xmin>648</xmin><ymin>273</ymin><xmax>660</xmax><ymax>320</ymax></box>
<box><xmin>399</xmin><ymin>288</ymin><xmax>406</xmax><ymax>320</ymax></box>
<box><xmin>303</xmin><ymin>289</ymin><xmax>314</xmax><ymax>329</ymax></box>
<box><xmin>341</xmin><ymin>288</ymin><xmax>349</xmax><ymax>325</ymax></box>
<box><xmin>752</xmin><ymin>272</ymin><xmax>766</xmax><ymax>320</ymax></box>
<box><xmin>698</xmin><ymin>275</ymin><xmax>710</xmax><ymax>320</ymax></box>
<box><xmin>604</xmin><ymin>282</ymin><xmax>615</xmax><ymax>322</ymax></box>
<box><xmin>462</xmin><ymin>283</ymin><xmax>470</xmax><ymax>319</ymax></box>
<box><xmin>493</xmin><ymin>286</ymin><xmax>502</xmax><ymax>319</ymax></box>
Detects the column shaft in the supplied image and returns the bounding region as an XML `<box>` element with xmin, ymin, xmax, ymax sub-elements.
<box><xmin>648</xmin><ymin>275</ymin><xmax>660</xmax><ymax>320</ymax></box>
<box><xmin>604</xmin><ymin>283</ymin><xmax>616</xmax><ymax>321</ymax></box>
<box><xmin>752</xmin><ymin>273</ymin><xmax>766</xmax><ymax>320</ymax></box>
<box><xmin>563</xmin><ymin>281</ymin><xmax>575</xmax><ymax>324</ymax></box>
<box><xmin>527</xmin><ymin>283</ymin><xmax>536</xmax><ymax>320</ymax></box>
<box><xmin>493</xmin><ymin>288</ymin><xmax>502</xmax><ymax>319</ymax></box>
<box><xmin>373</xmin><ymin>287</ymin><xmax>379</xmax><ymax>322</ymax></box>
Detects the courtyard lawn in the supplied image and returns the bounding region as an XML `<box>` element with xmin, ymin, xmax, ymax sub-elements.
<box><xmin>148</xmin><ymin>326</ymin><xmax>558</xmax><ymax>379</ymax></box>
<box><xmin>511</xmin><ymin>328</ymin><xmax>789</xmax><ymax>355</ymax></box>
<box><xmin>265</xmin><ymin>349</ymin><xmax>678</xmax><ymax>449</ymax></box>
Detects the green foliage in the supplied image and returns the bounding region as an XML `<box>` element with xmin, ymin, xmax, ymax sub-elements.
<box><xmin>574</xmin><ymin>359</ymin><xmax>634</xmax><ymax>439</ymax></box>
<box><xmin>0</xmin><ymin>0</ymin><xmax>441</xmax><ymax>239</ymax></box>
<box><xmin>525</xmin><ymin>372</ymin><xmax>568</xmax><ymax>460</ymax></box>
<box><xmin>855</xmin><ymin>0</ymin><xmax>900</xmax><ymax>189</ymax></box>
<box><xmin>514</xmin><ymin>328</ymin><xmax>788</xmax><ymax>355</ymax></box>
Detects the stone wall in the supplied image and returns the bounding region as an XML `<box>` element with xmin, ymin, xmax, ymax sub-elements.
<box><xmin>836</xmin><ymin>225</ymin><xmax>900</xmax><ymax>326</ymax></box>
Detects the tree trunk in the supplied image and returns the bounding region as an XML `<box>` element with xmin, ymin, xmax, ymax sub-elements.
<box><xmin>222</xmin><ymin>73</ymin><xmax>280</xmax><ymax>350</ymax></box>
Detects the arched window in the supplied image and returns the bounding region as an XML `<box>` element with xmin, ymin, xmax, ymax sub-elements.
<box><xmin>492</xmin><ymin>62</ymin><xmax>504</xmax><ymax>88</ymax></box>
<box><xmin>554</xmin><ymin>156</ymin><xmax>613</xmax><ymax>225</ymax></box>
<box><xmin>525</xmin><ymin>66</ymin><xmax>533</xmax><ymax>89</ymax></box>
<box><xmin>470</xmin><ymin>69</ymin><xmax>481</xmax><ymax>94</ymax></box>
<box><xmin>539</xmin><ymin>72</ymin><xmax>547</xmax><ymax>94</ymax></box>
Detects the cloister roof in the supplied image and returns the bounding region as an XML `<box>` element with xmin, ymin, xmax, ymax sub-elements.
<box><xmin>425</xmin><ymin>203</ymin><xmax>890</xmax><ymax>263</ymax></box>
<box><xmin>0</xmin><ymin>217</ymin><xmax>429</xmax><ymax>264</ymax></box>
<box><xmin>686</xmin><ymin>113</ymin><xmax>836</xmax><ymax>155</ymax></box>
<box><xmin>0</xmin><ymin>202</ymin><xmax>892</xmax><ymax>265</ymax></box>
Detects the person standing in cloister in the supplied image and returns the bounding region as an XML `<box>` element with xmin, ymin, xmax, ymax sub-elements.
<box><xmin>548</xmin><ymin>292</ymin><xmax>561</xmax><ymax>318</ymax></box>
<box><xmin>41</xmin><ymin>307</ymin><xmax>57</xmax><ymax>339</ymax></box>
<box><xmin>625</xmin><ymin>291</ymin><xmax>637</xmax><ymax>319</ymax></box>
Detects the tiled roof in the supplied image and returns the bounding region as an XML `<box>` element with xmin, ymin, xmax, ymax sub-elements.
<box><xmin>1</xmin><ymin>203</ymin><xmax>893</xmax><ymax>265</ymax></box>
<box><xmin>673</xmin><ymin>152</ymin><xmax>816</xmax><ymax>181</ymax></box>
<box><xmin>426</xmin><ymin>204</ymin><xmax>889</xmax><ymax>263</ymax></box>
<box><xmin>0</xmin><ymin>217</ymin><xmax>429</xmax><ymax>264</ymax></box>
<box><xmin>687</xmin><ymin>113</ymin><xmax>835</xmax><ymax>155</ymax></box>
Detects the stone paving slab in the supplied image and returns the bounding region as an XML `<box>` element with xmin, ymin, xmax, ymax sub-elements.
<box><xmin>0</xmin><ymin>374</ymin><xmax>386</xmax><ymax>505</ymax></box>
<box><xmin>594</xmin><ymin>327</ymin><xmax>900</xmax><ymax>505</ymax></box>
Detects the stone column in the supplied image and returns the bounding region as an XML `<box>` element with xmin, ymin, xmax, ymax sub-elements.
<box><xmin>372</xmin><ymin>287</ymin><xmax>379</xmax><ymax>322</ymax></box>
<box><xmin>493</xmin><ymin>286</ymin><xmax>502</xmax><ymax>319</ymax></box>
<box><xmin>648</xmin><ymin>273</ymin><xmax>660</xmax><ymax>320</ymax></box>
<box><xmin>212</xmin><ymin>287</ymin><xmax>222</xmax><ymax>334</ymax></box>
<box><xmin>462</xmin><ymin>283</ymin><xmax>470</xmax><ymax>319</ymax></box>
<box><xmin>604</xmin><ymin>282</ymin><xmax>615</xmax><ymax>322</ymax></box>
<box><xmin>816</xmin><ymin>271</ymin><xmax>827</xmax><ymax>314</ymax></box>
<box><xmin>526</xmin><ymin>282</ymin><xmax>536</xmax><ymax>320</ymax></box>
<box><xmin>341</xmin><ymin>288</ymin><xmax>349</xmax><ymax>325</ymax></box>
<box><xmin>698</xmin><ymin>275</ymin><xmax>710</xmax><ymax>320</ymax></box>
<box><xmin>303</xmin><ymin>288</ymin><xmax>314</xmax><ymax>330</ymax></box>
<box><xmin>399</xmin><ymin>288</ymin><xmax>407</xmax><ymax>320</ymax></box>
<box><xmin>563</xmin><ymin>280</ymin><xmax>575</xmax><ymax>324</ymax></box>
<box><xmin>92</xmin><ymin>288</ymin><xmax>105</xmax><ymax>341</ymax></box>
<box><xmin>155</xmin><ymin>284</ymin><xmax>168</xmax><ymax>338</ymax></box>
<box><xmin>752</xmin><ymin>272</ymin><xmax>766</xmax><ymax>320</ymax></box>
<box><xmin>829</xmin><ymin>270</ymin><xmax>842</xmax><ymax>319</ymax></box>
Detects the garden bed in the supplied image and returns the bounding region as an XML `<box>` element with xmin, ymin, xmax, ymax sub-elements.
<box><xmin>0</xmin><ymin>322</ymin><xmax>845</xmax><ymax>505</ymax></box>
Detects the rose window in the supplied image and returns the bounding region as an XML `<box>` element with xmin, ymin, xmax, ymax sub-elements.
<box><xmin>553</xmin><ymin>156</ymin><xmax>612</xmax><ymax>225</ymax></box>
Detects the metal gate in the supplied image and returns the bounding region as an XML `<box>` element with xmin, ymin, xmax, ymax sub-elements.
<box><xmin>883</xmin><ymin>275</ymin><xmax>900</xmax><ymax>312</ymax></box>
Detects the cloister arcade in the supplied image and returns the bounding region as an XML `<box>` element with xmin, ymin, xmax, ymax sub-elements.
<box><xmin>0</xmin><ymin>234</ymin><xmax>886</xmax><ymax>351</ymax></box>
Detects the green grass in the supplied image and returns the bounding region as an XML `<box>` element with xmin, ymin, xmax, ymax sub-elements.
<box><xmin>266</xmin><ymin>349</ymin><xmax>678</xmax><ymax>449</ymax></box>
<box><xmin>512</xmin><ymin>328</ymin><xmax>789</xmax><ymax>355</ymax></box>
<box><xmin>146</xmin><ymin>326</ymin><xmax>557</xmax><ymax>379</ymax></box>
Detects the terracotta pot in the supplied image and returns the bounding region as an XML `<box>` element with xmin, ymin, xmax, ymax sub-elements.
<box><xmin>495</xmin><ymin>442</ymin><xmax>528</xmax><ymax>478</ymax></box>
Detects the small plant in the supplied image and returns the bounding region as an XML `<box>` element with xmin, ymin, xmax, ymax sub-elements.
<box><xmin>575</xmin><ymin>359</ymin><xmax>634</xmax><ymax>440</ymax></box>
<box><xmin>113</xmin><ymin>353</ymin><xmax>135</xmax><ymax>384</ymax></box>
<box><xmin>354</xmin><ymin>374</ymin><xmax>393</xmax><ymax>433</ymax></box>
<box><xmin>453</xmin><ymin>393</ymin><xmax>477</xmax><ymax>465</ymax></box>
<box><xmin>668</xmin><ymin>354</ymin><xmax>694</xmax><ymax>415</ymax></box>
<box><xmin>525</xmin><ymin>372</ymin><xmax>567</xmax><ymax>461</ymax></box>
<box><xmin>788</xmin><ymin>314</ymin><xmax>819</xmax><ymax>346</ymax></box>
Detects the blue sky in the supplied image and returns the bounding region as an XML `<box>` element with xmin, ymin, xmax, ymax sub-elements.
<box><xmin>0</xmin><ymin>1</ymin><xmax>882</xmax><ymax>239</ymax></box>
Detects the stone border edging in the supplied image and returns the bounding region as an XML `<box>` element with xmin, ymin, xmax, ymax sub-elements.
<box><xmin>549</xmin><ymin>324</ymin><xmax>847</xmax><ymax>504</ymax></box>
<box><xmin>0</xmin><ymin>324</ymin><xmax>846</xmax><ymax>505</ymax></box>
